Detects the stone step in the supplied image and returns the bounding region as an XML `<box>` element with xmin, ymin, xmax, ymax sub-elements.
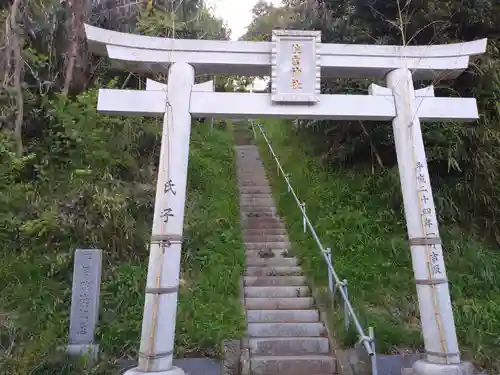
<box><xmin>247</xmin><ymin>322</ymin><xmax>325</xmax><ymax>337</ymax></box>
<box><xmin>239</xmin><ymin>187</ymin><xmax>272</xmax><ymax>194</ymax></box>
<box><xmin>243</xmin><ymin>222</ymin><xmax>286</xmax><ymax>230</ymax></box>
<box><xmin>244</xmin><ymin>286</ymin><xmax>310</xmax><ymax>298</ymax></box>
<box><xmin>240</xmin><ymin>195</ymin><xmax>274</xmax><ymax>201</ymax></box>
<box><xmin>245</xmin><ymin>266</ymin><xmax>302</xmax><ymax>277</ymax></box>
<box><xmin>236</xmin><ymin>154</ymin><xmax>261</xmax><ymax>159</ymax></box>
<box><xmin>245</xmin><ymin>242</ymin><xmax>290</xmax><ymax>250</ymax></box>
<box><xmin>243</xmin><ymin>228</ymin><xmax>287</xmax><ymax>236</ymax></box>
<box><xmin>245</xmin><ymin>257</ymin><xmax>298</xmax><ymax>267</ymax></box>
<box><xmin>244</xmin><ymin>234</ymin><xmax>289</xmax><ymax>243</ymax></box>
<box><xmin>240</xmin><ymin>207</ymin><xmax>277</xmax><ymax>213</ymax></box>
<box><xmin>241</xmin><ymin>212</ymin><xmax>277</xmax><ymax>218</ymax></box>
<box><xmin>237</xmin><ymin>176</ymin><xmax>268</xmax><ymax>180</ymax></box>
<box><xmin>238</xmin><ymin>179</ymin><xmax>269</xmax><ymax>184</ymax></box>
<box><xmin>238</xmin><ymin>186</ymin><xmax>271</xmax><ymax>192</ymax></box>
<box><xmin>238</xmin><ymin>176</ymin><xmax>266</xmax><ymax>180</ymax></box>
<box><xmin>242</xmin><ymin>212</ymin><xmax>278</xmax><ymax>219</ymax></box>
<box><xmin>237</xmin><ymin>169</ymin><xmax>266</xmax><ymax>173</ymax></box>
<box><xmin>249</xmin><ymin>337</ymin><xmax>330</xmax><ymax>355</ymax></box>
<box><xmin>236</xmin><ymin>166</ymin><xmax>265</xmax><ymax>171</ymax></box>
<box><xmin>237</xmin><ymin>158</ymin><xmax>263</xmax><ymax>161</ymax></box>
<box><xmin>240</xmin><ymin>202</ymin><xmax>276</xmax><ymax>208</ymax></box>
<box><xmin>246</xmin><ymin>309</ymin><xmax>319</xmax><ymax>323</ymax></box>
<box><xmin>242</xmin><ymin>217</ymin><xmax>285</xmax><ymax>230</ymax></box>
<box><xmin>240</xmin><ymin>192</ymin><xmax>273</xmax><ymax>196</ymax></box>
<box><xmin>238</xmin><ymin>181</ymin><xmax>269</xmax><ymax>187</ymax></box>
<box><xmin>235</xmin><ymin>144</ymin><xmax>259</xmax><ymax>148</ymax></box>
<box><xmin>238</xmin><ymin>178</ymin><xmax>267</xmax><ymax>182</ymax></box>
<box><xmin>236</xmin><ymin>152</ymin><xmax>260</xmax><ymax>156</ymax></box>
<box><xmin>243</xmin><ymin>216</ymin><xmax>284</xmax><ymax>223</ymax></box>
<box><xmin>245</xmin><ymin>297</ymin><xmax>314</xmax><ymax>310</ymax></box>
<box><xmin>250</xmin><ymin>355</ymin><xmax>336</xmax><ymax>375</ymax></box>
<box><xmin>246</xmin><ymin>249</ymin><xmax>291</xmax><ymax>259</ymax></box>
<box><xmin>244</xmin><ymin>276</ymin><xmax>307</xmax><ymax>287</ymax></box>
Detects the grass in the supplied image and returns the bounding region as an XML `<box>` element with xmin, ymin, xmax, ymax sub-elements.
<box><xmin>0</xmin><ymin>123</ymin><xmax>245</xmax><ymax>374</ymax></box>
<box><xmin>255</xmin><ymin>119</ymin><xmax>500</xmax><ymax>373</ymax></box>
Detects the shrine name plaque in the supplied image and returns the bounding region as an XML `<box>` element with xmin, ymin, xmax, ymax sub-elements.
<box><xmin>271</xmin><ymin>30</ymin><xmax>321</xmax><ymax>104</ymax></box>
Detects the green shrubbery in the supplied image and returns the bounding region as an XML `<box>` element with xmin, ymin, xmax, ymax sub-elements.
<box><xmin>257</xmin><ymin>120</ymin><xmax>500</xmax><ymax>373</ymax></box>
<box><xmin>0</xmin><ymin>90</ymin><xmax>244</xmax><ymax>374</ymax></box>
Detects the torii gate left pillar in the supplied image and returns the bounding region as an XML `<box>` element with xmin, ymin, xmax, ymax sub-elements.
<box><xmin>126</xmin><ymin>62</ymin><xmax>193</xmax><ymax>375</ymax></box>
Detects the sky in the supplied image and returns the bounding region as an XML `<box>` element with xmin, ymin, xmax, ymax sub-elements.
<box><xmin>206</xmin><ymin>0</ymin><xmax>283</xmax><ymax>41</ymax></box>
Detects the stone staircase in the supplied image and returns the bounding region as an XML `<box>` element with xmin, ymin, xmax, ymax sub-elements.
<box><xmin>235</xmin><ymin>144</ymin><xmax>337</xmax><ymax>375</ymax></box>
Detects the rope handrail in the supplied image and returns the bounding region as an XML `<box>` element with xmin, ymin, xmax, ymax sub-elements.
<box><xmin>251</xmin><ymin>120</ymin><xmax>378</xmax><ymax>373</ymax></box>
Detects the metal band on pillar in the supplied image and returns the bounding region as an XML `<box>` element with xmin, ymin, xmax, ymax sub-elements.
<box><xmin>151</xmin><ymin>234</ymin><xmax>183</xmax><ymax>246</ymax></box>
<box><xmin>415</xmin><ymin>279</ymin><xmax>448</xmax><ymax>285</ymax></box>
<box><xmin>409</xmin><ymin>237</ymin><xmax>442</xmax><ymax>246</ymax></box>
<box><xmin>146</xmin><ymin>286</ymin><xmax>179</xmax><ymax>294</ymax></box>
<box><xmin>139</xmin><ymin>350</ymin><xmax>174</xmax><ymax>360</ymax></box>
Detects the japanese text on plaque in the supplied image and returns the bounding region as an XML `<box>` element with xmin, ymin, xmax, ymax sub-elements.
<box><xmin>291</xmin><ymin>43</ymin><xmax>302</xmax><ymax>90</ymax></box>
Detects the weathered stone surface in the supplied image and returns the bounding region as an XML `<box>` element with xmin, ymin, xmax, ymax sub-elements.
<box><xmin>244</xmin><ymin>242</ymin><xmax>290</xmax><ymax>250</ymax></box>
<box><xmin>240</xmin><ymin>206</ymin><xmax>277</xmax><ymax>214</ymax></box>
<box><xmin>246</xmin><ymin>309</ymin><xmax>319</xmax><ymax>323</ymax></box>
<box><xmin>243</xmin><ymin>234</ymin><xmax>288</xmax><ymax>243</ymax></box>
<box><xmin>245</xmin><ymin>257</ymin><xmax>298</xmax><ymax>267</ymax></box>
<box><xmin>223</xmin><ymin>340</ymin><xmax>240</xmax><ymax>375</ymax></box>
<box><xmin>69</xmin><ymin>249</ymin><xmax>102</xmax><ymax>345</ymax></box>
<box><xmin>246</xmin><ymin>249</ymin><xmax>291</xmax><ymax>259</ymax></box>
<box><xmin>251</xmin><ymin>355</ymin><xmax>336</xmax><ymax>375</ymax></box>
<box><xmin>245</xmin><ymin>266</ymin><xmax>302</xmax><ymax>276</ymax></box>
<box><xmin>242</xmin><ymin>220</ymin><xmax>285</xmax><ymax>229</ymax></box>
<box><xmin>244</xmin><ymin>285</ymin><xmax>310</xmax><ymax>298</ymax></box>
<box><xmin>376</xmin><ymin>354</ymin><xmax>422</xmax><ymax>375</ymax></box>
<box><xmin>249</xmin><ymin>337</ymin><xmax>329</xmax><ymax>355</ymax></box>
<box><xmin>240</xmin><ymin>196</ymin><xmax>275</xmax><ymax>204</ymax></box>
<box><xmin>245</xmin><ymin>297</ymin><xmax>314</xmax><ymax>310</ymax></box>
<box><xmin>248</xmin><ymin>322</ymin><xmax>324</xmax><ymax>337</ymax></box>
<box><xmin>174</xmin><ymin>359</ymin><xmax>222</xmax><ymax>375</ymax></box>
<box><xmin>239</xmin><ymin>194</ymin><xmax>274</xmax><ymax>199</ymax></box>
<box><xmin>238</xmin><ymin>187</ymin><xmax>273</xmax><ymax>194</ymax></box>
<box><xmin>243</xmin><ymin>228</ymin><xmax>287</xmax><ymax>236</ymax></box>
<box><xmin>244</xmin><ymin>276</ymin><xmax>307</xmax><ymax>286</ymax></box>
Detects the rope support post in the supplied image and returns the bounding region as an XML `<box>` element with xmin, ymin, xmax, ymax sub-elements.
<box><xmin>342</xmin><ymin>279</ymin><xmax>350</xmax><ymax>330</ymax></box>
<box><xmin>300</xmin><ymin>202</ymin><xmax>306</xmax><ymax>233</ymax></box>
<box><xmin>325</xmin><ymin>247</ymin><xmax>334</xmax><ymax>294</ymax></box>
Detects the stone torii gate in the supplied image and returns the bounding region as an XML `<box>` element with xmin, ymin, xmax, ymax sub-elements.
<box><xmin>84</xmin><ymin>25</ymin><xmax>487</xmax><ymax>375</ymax></box>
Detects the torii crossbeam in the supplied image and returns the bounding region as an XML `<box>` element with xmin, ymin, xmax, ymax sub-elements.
<box><xmin>84</xmin><ymin>24</ymin><xmax>487</xmax><ymax>375</ymax></box>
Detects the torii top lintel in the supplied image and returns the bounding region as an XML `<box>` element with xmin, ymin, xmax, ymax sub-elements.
<box><xmin>84</xmin><ymin>24</ymin><xmax>486</xmax><ymax>80</ymax></box>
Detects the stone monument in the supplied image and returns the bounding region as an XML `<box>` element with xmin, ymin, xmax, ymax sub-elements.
<box><xmin>66</xmin><ymin>248</ymin><xmax>103</xmax><ymax>363</ymax></box>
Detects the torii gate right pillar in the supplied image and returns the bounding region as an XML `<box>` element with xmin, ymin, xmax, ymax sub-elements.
<box><xmin>387</xmin><ymin>68</ymin><xmax>473</xmax><ymax>375</ymax></box>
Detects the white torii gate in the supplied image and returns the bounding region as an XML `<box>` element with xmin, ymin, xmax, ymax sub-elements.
<box><xmin>84</xmin><ymin>24</ymin><xmax>487</xmax><ymax>375</ymax></box>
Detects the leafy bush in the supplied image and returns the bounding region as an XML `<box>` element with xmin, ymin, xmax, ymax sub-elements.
<box><xmin>257</xmin><ymin>120</ymin><xmax>500</xmax><ymax>372</ymax></box>
<box><xmin>0</xmin><ymin>89</ymin><xmax>244</xmax><ymax>374</ymax></box>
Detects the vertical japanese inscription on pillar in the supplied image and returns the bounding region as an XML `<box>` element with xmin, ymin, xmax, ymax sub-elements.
<box><xmin>271</xmin><ymin>30</ymin><xmax>321</xmax><ymax>103</ymax></box>
<box><xmin>415</xmin><ymin>160</ymin><xmax>445</xmax><ymax>279</ymax></box>
<box><xmin>159</xmin><ymin>180</ymin><xmax>176</xmax><ymax>224</ymax></box>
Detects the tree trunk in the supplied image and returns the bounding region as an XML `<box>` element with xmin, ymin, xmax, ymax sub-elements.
<box><xmin>63</xmin><ymin>0</ymin><xmax>90</xmax><ymax>95</ymax></box>
<box><xmin>3</xmin><ymin>0</ymin><xmax>25</xmax><ymax>156</ymax></box>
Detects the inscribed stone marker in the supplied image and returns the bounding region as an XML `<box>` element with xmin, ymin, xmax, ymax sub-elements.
<box><xmin>69</xmin><ymin>249</ymin><xmax>102</xmax><ymax>346</ymax></box>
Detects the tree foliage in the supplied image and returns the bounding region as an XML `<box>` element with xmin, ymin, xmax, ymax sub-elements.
<box><xmin>0</xmin><ymin>0</ymin><xmax>235</xmax><ymax>373</ymax></box>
